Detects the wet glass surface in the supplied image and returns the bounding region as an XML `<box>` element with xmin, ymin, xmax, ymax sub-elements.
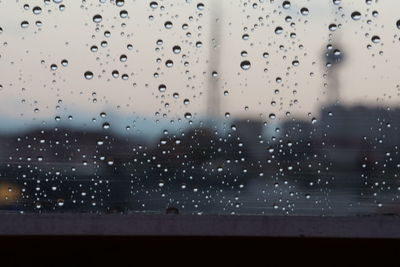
<box><xmin>0</xmin><ymin>0</ymin><xmax>400</xmax><ymax>215</ymax></box>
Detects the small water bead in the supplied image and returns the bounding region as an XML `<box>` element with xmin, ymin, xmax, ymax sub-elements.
<box><xmin>172</xmin><ymin>45</ymin><xmax>181</xmax><ymax>54</ymax></box>
<box><xmin>165</xmin><ymin>60</ymin><xmax>174</xmax><ymax>68</ymax></box>
<box><xmin>90</xmin><ymin>45</ymin><xmax>98</xmax><ymax>52</ymax></box>
<box><xmin>33</xmin><ymin>6</ymin><xmax>42</xmax><ymax>15</ymax></box>
<box><xmin>150</xmin><ymin>2</ymin><xmax>158</xmax><ymax>9</ymax></box>
<box><xmin>120</xmin><ymin>10</ymin><xmax>128</xmax><ymax>18</ymax></box>
<box><xmin>329</xmin><ymin>24</ymin><xmax>337</xmax><ymax>31</ymax></box>
<box><xmin>184</xmin><ymin>112</ymin><xmax>192</xmax><ymax>119</ymax></box>
<box><xmin>21</xmin><ymin>21</ymin><xmax>29</xmax><ymax>28</ymax></box>
<box><xmin>371</xmin><ymin>35</ymin><xmax>381</xmax><ymax>43</ymax></box>
<box><xmin>282</xmin><ymin>1</ymin><xmax>291</xmax><ymax>9</ymax></box>
<box><xmin>57</xmin><ymin>199</ymin><xmax>65</xmax><ymax>207</ymax></box>
<box><xmin>116</xmin><ymin>0</ymin><xmax>125</xmax><ymax>7</ymax></box>
<box><xmin>197</xmin><ymin>3</ymin><xmax>205</xmax><ymax>10</ymax></box>
<box><xmin>112</xmin><ymin>70</ymin><xmax>119</xmax><ymax>78</ymax></box>
<box><xmin>240</xmin><ymin>60</ymin><xmax>251</xmax><ymax>70</ymax></box>
<box><xmin>351</xmin><ymin>11</ymin><xmax>361</xmax><ymax>21</ymax></box>
<box><xmin>50</xmin><ymin>64</ymin><xmax>58</xmax><ymax>71</ymax></box>
<box><xmin>159</xmin><ymin>84</ymin><xmax>167</xmax><ymax>92</ymax></box>
<box><xmin>61</xmin><ymin>59</ymin><xmax>68</xmax><ymax>67</ymax></box>
<box><xmin>397</xmin><ymin>20</ymin><xmax>400</xmax><ymax>29</ymax></box>
<box><xmin>274</xmin><ymin>27</ymin><xmax>283</xmax><ymax>34</ymax></box>
<box><xmin>93</xmin><ymin>15</ymin><xmax>102</xmax><ymax>23</ymax></box>
<box><xmin>120</xmin><ymin>54</ymin><xmax>127</xmax><ymax>62</ymax></box>
<box><xmin>332</xmin><ymin>0</ymin><xmax>341</xmax><ymax>5</ymax></box>
<box><xmin>164</xmin><ymin>21</ymin><xmax>173</xmax><ymax>29</ymax></box>
<box><xmin>84</xmin><ymin>71</ymin><xmax>94</xmax><ymax>80</ymax></box>
<box><xmin>102</xmin><ymin>122</ymin><xmax>110</xmax><ymax>129</ymax></box>
<box><xmin>300</xmin><ymin>7</ymin><xmax>309</xmax><ymax>16</ymax></box>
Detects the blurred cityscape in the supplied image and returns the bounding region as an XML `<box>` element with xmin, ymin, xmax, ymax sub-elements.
<box><xmin>1</xmin><ymin>2</ymin><xmax>400</xmax><ymax>216</ymax></box>
<box><xmin>1</xmin><ymin>100</ymin><xmax>400</xmax><ymax>215</ymax></box>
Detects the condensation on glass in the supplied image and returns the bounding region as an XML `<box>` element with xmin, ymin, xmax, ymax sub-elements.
<box><xmin>0</xmin><ymin>0</ymin><xmax>399</xmax><ymax>215</ymax></box>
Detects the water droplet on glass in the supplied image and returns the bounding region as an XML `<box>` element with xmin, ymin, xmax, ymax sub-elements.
<box><xmin>21</xmin><ymin>21</ymin><xmax>29</xmax><ymax>28</ymax></box>
<box><xmin>240</xmin><ymin>60</ymin><xmax>251</xmax><ymax>70</ymax></box>
<box><xmin>300</xmin><ymin>7</ymin><xmax>309</xmax><ymax>16</ymax></box>
<box><xmin>164</xmin><ymin>21</ymin><xmax>173</xmax><ymax>29</ymax></box>
<box><xmin>351</xmin><ymin>11</ymin><xmax>361</xmax><ymax>21</ymax></box>
<box><xmin>274</xmin><ymin>26</ymin><xmax>283</xmax><ymax>34</ymax></box>
<box><xmin>93</xmin><ymin>14</ymin><xmax>102</xmax><ymax>23</ymax></box>
<box><xmin>159</xmin><ymin>84</ymin><xmax>167</xmax><ymax>92</ymax></box>
<box><xmin>84</xmin><ymin>71</ymin><xmax>93</xmax><ymax>80</ymax></box>
<box><xmin>371</xmin><ymin>35</ymin><xmax>381</xmax><ymax>44</ymax></box>
<box><xmin>33</xmin><ymin>6</ymin><xmax>42</xmax><ymax>15</ymax></box>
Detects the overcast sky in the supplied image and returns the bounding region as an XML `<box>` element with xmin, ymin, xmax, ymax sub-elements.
<box><xmin>0</xmin><ymin>0</ymin><xmax>400</xmax><ymax>135</ymax></box>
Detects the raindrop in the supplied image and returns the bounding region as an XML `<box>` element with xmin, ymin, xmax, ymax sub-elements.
<box><xmin>240</xmin><ymin>60</ymin><xmax>251</xmax><ymax>70</ymax></box>
<box><xmin>371</xmin><ymin>35</ymin><xmax>381</xmax><ymax>44</ymax></box>
<box><xmin>159</xmin><ymin>84</ymin><xmax>167</xmax><ymax>92</ymax></box>
<box><xmin>300</xmin><ymin>7</ymin><xmax>309</xmax><ymax>16</ymax></box>
<box><xmin>150</xmin><ymin>2</ymin><xmax>158</xmax><ymax>9</ymax></box>
<box><xmin>172</xmin><ymin>45</ymin><xmax>181</xmax><ymax>54</ymax></box>
<box><xmin>282</xmin><ymin>1</ymin><xmax>291</xmax><ymax>9</ymax></box>
<box><xmin>197</xmin><ymin>3</ymin><xmax>205</xmax><ymax>10</ymax></box>
<box><xmin>274</xmin><ymin>27</ymin><xmax>283</xmax><ymax>34</ymax></box>
<box><xmin>184</xmin><ymin>112</ymin><xmax>192</xmax><ymax>119</ymax></box>
<box><xmin>21</xmin><ymin>21</ymin><xmax>29</xmax><ymax>28</ymax></box>
<box><xmin>329</xmin><ymin>24</ymin><xmax>337</xmax><ymax>31</ymax></box>
<box><xmin>351</xmin><ymin>11</ymin><xmax>361</xmax><ymax>21</ymax></box>
<box><xmin>116</xmin><ymin>0</ymin><xmax>125</xmax><ymax>7</ymax></box>
<box><xmin>84</xmin><ymin>71</ymin><xmax>94</xmax><ymax>80</ymax></box>
<box><xmin>120</xmin><ymin>10</ymin><xmax>128</xmax><ymax>18</ymax></box>
<box><xmin>61</xmin><ymin>59</ymin><xmax>68</xmax><ymax>67</ymax></box>
<box><xmin>33</xmin><ymin>6</ymin><xmax>42</xmax><ymax>15</ymax></box>
<box><xmin>93</xmin><ymin>15</ymin><xmax>102</xmax><ymax>23</ymax></box>
<box><xmin>120</xmin><ymin>54</ymin><xmax>127</xmax><ymax>62</ymax></box>
<box><xmin>102</xmin><ymin>122</ymin><xmax>110</xmax><ymax>129</ymax></box>
<box><xmin>164</xmin><ymin>21</ymin><xmax>173</xmax><ymax>29</ymax></box>
<box><xmin>165</xmin><ymin>60</ymin><xmax>174</xmax><ymax>68</ymax></box>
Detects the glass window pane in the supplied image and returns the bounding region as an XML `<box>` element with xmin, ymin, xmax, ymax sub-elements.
<box><xmin>0</xmin><ymin>0</ymin><xmax>399</xmax><ymax>215</ymax></box>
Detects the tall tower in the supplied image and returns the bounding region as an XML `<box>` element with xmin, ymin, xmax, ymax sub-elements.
<box><xmin>324</xmin><ymin>38</ymin><xmax>344</xmax><ymax>104</ymax></box>
<box><xmin>206</xmin><ymin>0</ymin><xmax>222</xmax><ymax>122</ymax></box>
<box><xmin>323</xmin><ymin>3</ymin><xmax>345</xmax><ymax>105</ymax></box>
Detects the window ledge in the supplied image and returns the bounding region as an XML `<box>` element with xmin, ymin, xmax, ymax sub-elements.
<box><xmin>0</xmin><ymin>213</ymin><xmax>399</xmax><ymax>238</ymax></box>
